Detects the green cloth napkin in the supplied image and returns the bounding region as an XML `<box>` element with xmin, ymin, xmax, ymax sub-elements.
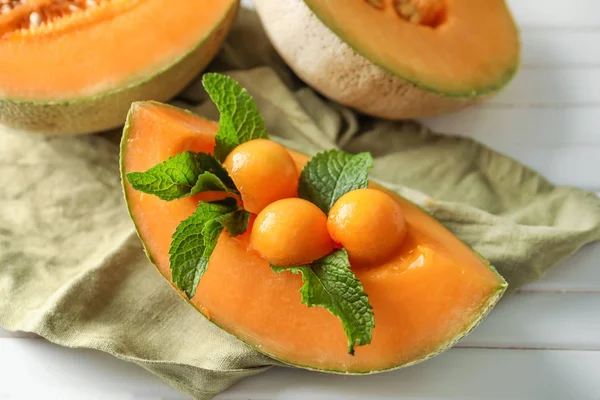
<box><xmin>1</xmin><ymin>8</ymin><xmax>599</xmax><ymax>400</ymax></box>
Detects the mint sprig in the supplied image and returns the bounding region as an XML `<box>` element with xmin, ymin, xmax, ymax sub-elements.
<box><xmin>298</xmin><ymin>150</ymin><xmax>373</xmax><ymax>213</ymax></box>
<box><xmin>127</xmin><ymin>74</ymin><xmax>377</xmax><ymax>354</ymax></box>
<box><xmin>170</xmin><ymin>198</ymin><xmax>249</xmax><ymax>298</ymax></box>
<box><xmin>276</xmin><ymin>149</ymin><xmax>376</xmax><ymax>354</ymax></box>
<box><xmin>127</xmin><ymin>74</ymin><xmax>269</xmax><ymax>200</ymax></box>
<box><xmin>272</xmin><ymin>249</ymin><xmax>375</xmax><ymax>355</ymax></box>
<box><xmin>126</xmin><ymin>152</ymin><xmax>237</xmax><ymax>201</ymax></box>
<box><xmin>127</xmin><ymin>73</ymin><xmax>269</xmax><ymax>298</ymax></box>
<box><xmin>202</xmin><ymin>73</ymin><xmax>269</xmax><ymax>161</ymax></box>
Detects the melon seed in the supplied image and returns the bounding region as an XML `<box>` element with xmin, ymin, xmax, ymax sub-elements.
<box><xmin>392</xmin><ymin>0</ymin><xmax>445</xmax><ymax>27</ymax></box>
<box><xmin>393</xmin><ymin>0</ymin><xmax>417</xmax><ymax>21</ymax></box>
<box><xmin>29</xmin><ymin>11</ymin><xmax>41</xmax><ymax>27</ymax></box>
<box><xmin>0</xmin><ymin>4</ymin><xmax>10</xmax><ymax>13</ymax></box>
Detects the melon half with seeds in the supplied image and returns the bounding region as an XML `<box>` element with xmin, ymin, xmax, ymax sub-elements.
<box><xmin>254</xmin><ymin>0</ymin><xmax>520</xmax><ymax>119</ymax></box>
<box><xmin>0</xmin><ymin>0</ymin><xmax>238</xmax><ymax>135</ymax></box>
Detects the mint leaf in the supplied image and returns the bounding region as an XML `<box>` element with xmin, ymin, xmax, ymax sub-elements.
<box><xmin>127</xmin><ymin>152</ymin><xmax>204</xmax><ymax>201</ymax></box>
<box><xmin>217</xmin><ymin>209</ymin><xmax>251</xmax><ymax>238</ymax></box>
<box><xmin>298</xmin><ymin>150</ymin><xmax>373</xmax><ymax>214</ymax></box>
<box><xmin>189</xmin><ymin>153</ymin><xmax>237</xmax><ymax>194</ymax></box>
<box><xmin>169</xmin><ymin>198</ymin><xmax>237</xmax><ymax>298</ymax></box>
<box><xmin>272</xmin><ymin>249</ymin><xmax>375</xmax><ymax>355</ymax></box>
<box><xmin>127</xmin><ymin>152</ymin><xmax>237</xmax><ymax>201</ymax></box>
<box><xmin>199</xmin><ymin>218</ymin><xmax>225</xmax><ymax>272</ymax></box>
<box><xmin>191</xmin><ymin>172</ymin><xmax>232</xmax><ymax>194</ymax></box>
<box><xmin>202</xmin><ymin>73</ymin><xmax>268</xmax><ymax>161</ymax></box>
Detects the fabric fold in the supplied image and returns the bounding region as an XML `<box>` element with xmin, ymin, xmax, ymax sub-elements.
<box><xmin>1</xmin><ymin>7</ymin><xmax>599</xmax><ymax>400</ymax></box>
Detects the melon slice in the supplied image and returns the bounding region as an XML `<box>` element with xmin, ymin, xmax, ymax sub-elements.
<box><xmin>121</xmin><ymin>101</ymin><xmax>507</xmax><ymax>373</ymax></box>
<box><xmin>0</xmin><ymin>0</ymin><xmax>238</xmax><ymax>135</ymax></box>
<box><xmin>254</xmin><ymin>0</ymin><xmax>520</xmax><ymax>119</ymax></box>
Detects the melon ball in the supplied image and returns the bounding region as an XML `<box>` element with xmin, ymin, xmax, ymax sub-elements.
<box><xmin>251</xmin><ymin>198</ymin><xmax>335</xmax><ymax>266</ymax></box>
<box><xmin>224</xmin><ymin>139</ymin><xmax>299</xmax><ymax>214</ymax></box>
<box><xmin>327</xmin><ymin>188</ymin><xmax>407</xmax><ymax>265</ymax></box>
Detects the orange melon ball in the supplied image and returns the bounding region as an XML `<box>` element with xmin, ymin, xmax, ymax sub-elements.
<box><xmin>327</xmin><ymin>188</ymin><xmax>407</xmax><ymax>265</ymax></box>
<box><xmin>251</xmin><ymin>198</ymin><xmax>335</xmax><ymax>266</ymax></box>
<box><xmin>224</xmin><ymin>139</ymin><xmax>299</xmax><ymax>214</ymax></box>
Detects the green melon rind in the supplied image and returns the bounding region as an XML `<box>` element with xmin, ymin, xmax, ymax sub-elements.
<box><xmin>119</xmin><ymin>101</ymin><xmax>508</xmax><ymax>374</ymax></box>
<box><xmin>0</xmin><ymin>0</ymin><xmax>239</xmax><ymax>136</ymax></box>
<box><xmin>302</xmin><ymin>0</ymin><xmax>521</xmax><ymax>99</ymax></box>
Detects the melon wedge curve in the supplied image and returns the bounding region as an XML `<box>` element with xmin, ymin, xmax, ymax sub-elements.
<box><xmin>120</xmin><ymin>101</ymin><xmax>508</xmax><ymax>373</ymax></box>
<box><xmin>0</xmin><ymin>0</ymin><xmax>239</xmax><ymax>135</ymax></box>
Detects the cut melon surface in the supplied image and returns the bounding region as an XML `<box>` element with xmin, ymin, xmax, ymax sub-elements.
<box><xmin>0</xmin><ymin>0</ymin><xmax>238</xmax><ymax>134</ymax></box>
<box><xmin>304</xmin><ymin>0</ymin><xmax>520</xmax><ymax>96</ymax></box>
<box><xmin>121</xmin><ymin>101</ymin><xmax>507</xmax><ymax>373</ymax></box>
<box><xmin>254</xmin><ymin>0</ymin><xmax>520</xmax><ymax>119</ymax></box>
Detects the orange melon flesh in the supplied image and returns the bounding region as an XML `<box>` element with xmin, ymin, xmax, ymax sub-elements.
<box><xmin>122</xmin><ymin>102</ymin><xmax>507</xmax><ymax>372</ymax></box>
<box><xmin>303</xmin><ymin>0</ymin><xmax>520</xmax><ymax>96</ymax></box>
<box><xmin>0</xmin><ymin>0</ymin><xmax>236</xmax><ymax>99</ymax></box>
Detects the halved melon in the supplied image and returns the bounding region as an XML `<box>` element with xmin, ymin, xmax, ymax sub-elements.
<box><xmin>0</xmin><ymin>0</ymin><xmax>238</xmax><ymax>135</ymax></box>
<box><xmin>254</xmin><ymin>0</ymin><xmax>520</xmax><ymax>119</ymax></box>
<box><xmin>121</xmin><ymin>101</ymin><xmax>507</xmax><ymax>373</ymax></box>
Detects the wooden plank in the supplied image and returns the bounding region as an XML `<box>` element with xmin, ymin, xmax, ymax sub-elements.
<box><xmin>0</xmin><ymin>339</ymin><xmax>183</xmax><ymax>399</ymax></box>
<box><xmin>488</xmin><ymin>69</ymin><xmax>600</xmax><ymax>106</ymax></box>
<box><xmin>523</xmin><ymin>243</ymin><xmax>600</xmax><ymax>292</ymax></box>
<box><xmin>520</xmin><ymin>30</ymin><xmax>600</xmax><ymax>67</ymax></box>
<box><xmin>222</xmin><ymin>349</ymin><xmax>600</xmax><ymax>399</ymax></box>
<box><xmin>0</xmin><ymin>328</ymin><xmax>37</xmax><ymax>338</ymax></box>
<box><xmin>1</xmin><ymin>339</ymin><xmax>599</xmax><ymax>399</ymax></box>
<box><xmin>481</xmin><ymin>145</ymin><xmax>600</xmax><ymax>189</ymax></box>
<box><xmin>508</xmin><ymin>0</ymin><xmax>600</xmax><ymax>28</ymax></box>
<box><xmin>460</xmin><ymin>293</ymin><xmax>600</xmax><ymax>349</ymax></box>
<box><xmin>421</xmin><ymin>107</ymin><xmax>600</xmax><ymax>146</ymax></box>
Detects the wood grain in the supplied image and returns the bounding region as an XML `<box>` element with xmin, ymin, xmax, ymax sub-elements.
<box><xmin>222</xmin><ymin>349</ymin><xmax>600</xmax><ymax>400</ymax></box>
<box><xmin>460</xmin><ymin>293</ymin><xmax>600</xmax><ymax>349</ymax></box>
<box><xmin>508</xmin><ymin>0</ymin><xmax>600</xmax><ymax>28</ymax></box>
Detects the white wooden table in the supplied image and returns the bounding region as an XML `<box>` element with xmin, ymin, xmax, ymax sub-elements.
<box><xmin>2</xmin><ymin>0</ymin><xmax>600</xmax><ymax>399</ymax></box>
